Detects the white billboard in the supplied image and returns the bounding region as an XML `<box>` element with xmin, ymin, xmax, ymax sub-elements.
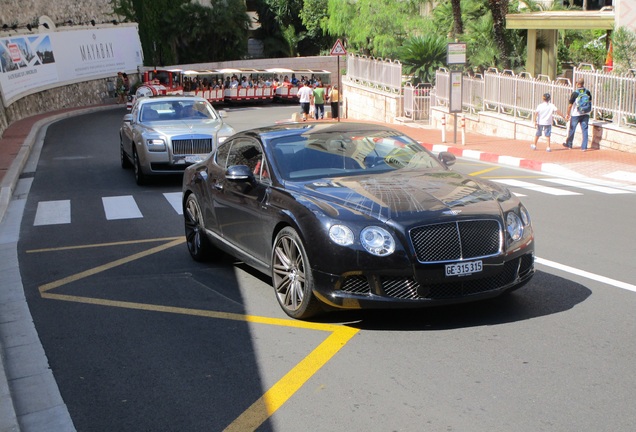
<box><xmin>0</xmin><ymin>25</ymin><xmax>143</xmax><ymax>106</ymax></box>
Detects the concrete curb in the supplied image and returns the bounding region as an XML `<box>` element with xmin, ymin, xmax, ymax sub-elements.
<box><xmin>421</xmin><ymin>142</ymin><xmax>585</xmax><ymax>179</ymax></box>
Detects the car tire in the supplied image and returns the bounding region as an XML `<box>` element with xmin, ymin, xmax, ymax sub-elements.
<box><xmin>184</xmin><ymin>193</ymin><xmax>217</xmax><ymax>262</ymax></box>
<box><xmin>133</xmin><ymin>147</ymin><xmax>147</xmax><ymax>185</ymax></box>
<box><xmin>272</xmin><ymin>227</ymin><xmax>322</xmax><ymax>319</ymax></box>
<box><xmin>120</xmin><ymin>138</ymin><xmax>132</xmax><ymax>169</ymax></box>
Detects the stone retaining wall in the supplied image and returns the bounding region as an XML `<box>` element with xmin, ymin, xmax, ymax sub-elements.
<box><xmin>0</xmin><ymin>77</ymin><xmax>129</xmax><ymax>139</ymax></box>
<box><xmin>0</xmin><ymin>0</ymin><xmax>115</xmax><ymax>29</ymax></box>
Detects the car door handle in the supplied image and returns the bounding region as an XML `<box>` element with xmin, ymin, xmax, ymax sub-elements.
<box><xmin>213</xmin><ymin>182</ymin><xmax>223</xmax><ymax>191</ymax></box>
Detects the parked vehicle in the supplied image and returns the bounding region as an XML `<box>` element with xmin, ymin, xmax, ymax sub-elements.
<box><xmin>120</xmin><ymin>95</ymin><xmax>235</xmax><ymax>185</ymax></box>
<box><xmin>182</xmin><ymin>122</ymin><xmax>535</xmax><ymax>319</ymax></box>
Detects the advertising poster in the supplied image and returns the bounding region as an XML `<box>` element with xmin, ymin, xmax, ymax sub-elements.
<box><xmin>0</xmin><ymin>25</ymin><xmax>143</xmax><ymax>105</ymax></box>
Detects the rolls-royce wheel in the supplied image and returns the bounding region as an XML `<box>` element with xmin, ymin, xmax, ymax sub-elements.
<box><xmin>120</xmin><ymin>138</ymin><xmax>132</xmax><ymax>169</ymax></box>
<box><xmin>133</xmin><ymin>148</ymin><xmax>147</xmax><ymax>185</ymax></box>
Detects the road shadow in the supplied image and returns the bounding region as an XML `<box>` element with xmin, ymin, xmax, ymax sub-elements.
<box><xmin>306</xmin><ymin>271</ymin><xmax>591</xmax><ymax>330</ymax></box>
<box><xmin>228</xmin><ymin>264</ymin><xmax>591</xmax><ymax>331</ymax></box>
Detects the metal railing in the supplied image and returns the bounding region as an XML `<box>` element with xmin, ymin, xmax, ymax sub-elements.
<box><xmin>346</xmin><ymin>53</ymin><xmax>403</xmax><ymax>94</ymax></box>
<box><xmin>402</xmin><ymin>83</ymin><xmax>432</xmax><ymax>122</ymax></box>
<box><xmin>435</xmin><ymin>66</ymin><xmax>636</xmax><ymax>129</ymax></box>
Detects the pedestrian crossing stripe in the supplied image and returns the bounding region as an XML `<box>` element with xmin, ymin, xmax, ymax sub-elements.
<box><xmin>102</xmin><ymin>196</ymin><xmax>143</xmax><ymax>220</ymax></box>
<box><xmin>541</xmin><ymin>178</ymin><xmax>632</xmax><ymax>194</ymax></box>
<box><xmin>493</xmin><ymin>179</ymin><xmax>582</xmax><ymax>196</ymax></box>
<box><xmin>34</xmin><ymin>200</ymin><xmax>71</xmax><ymax>226</ymax></box>
<box><xmin>30</xmin><ymin>180</ymin><xmax>633</xmax><ymax>226</ymax></box>
<box><xmin>163</xmin><ymin>192</ymin><xmax>183</xmax><ymax>215</ymax></box>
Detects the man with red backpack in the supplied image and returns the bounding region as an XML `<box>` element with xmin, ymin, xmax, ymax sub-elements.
<box><xmin>563</xmin><ymin>77</ymin><xmax>592</xmax><ymax>152</ymax></box>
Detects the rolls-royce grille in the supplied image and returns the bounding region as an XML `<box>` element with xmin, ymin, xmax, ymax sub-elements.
<box><xmin>410</xmin><ymin>220</ymin><xmax>501</xmax><ymax>263</ymax></box>
<box><xmin>172</xmin><ymin>138</ymin><xmax>213</xmax><ymax>155</ymax></box>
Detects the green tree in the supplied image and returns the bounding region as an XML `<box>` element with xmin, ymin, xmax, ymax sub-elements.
<box><xmin>110</xmin><ymin>0</ymin><xmax>250</xmax><ymax>65</ymax></box>
<box><xmin>612</xmin><ymin>26</ymin><xmax>636</xmax><ymax>72</ymax></box>
<box><xmin>399</xmin><ymin>34</ymin><xmax>448</xmax><ymax>84</ymax></box>
<box><xmin>450</xmin><ymin>0</ymin><xmax>463</xmax><ymax>38</ymax></box>
<box><xmin>487</xmin><ymin>0</ymin><xmax>510</xmax><ymax>68</ymax></box>
<box><xmin>323</xmin><ymin>0</ymin><xmax>428</xmax><ymax>58</ymax></box>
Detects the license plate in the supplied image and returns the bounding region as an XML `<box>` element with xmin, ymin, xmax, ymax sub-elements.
<box><xmin>445</xmin><ymin>260</ymin><xmax>483</xmax><ymax>277</ymax></box>
<box><xmin>185</xmin><ymin>155</ymin><xmax>204</xmax><ymax>163</ymax></box>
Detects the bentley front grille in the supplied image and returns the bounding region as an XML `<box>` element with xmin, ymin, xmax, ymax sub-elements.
<box><xmin>410</xmin><ymin>220</ymin><xmax>501</xmax><ymax>263</ymax></box>
<box><xmin>172</xmin><ymin>138</ymin><xmax>214</xmax><ymax>155</ymax></box>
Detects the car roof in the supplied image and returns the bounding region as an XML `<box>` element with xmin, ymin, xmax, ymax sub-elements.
<box><xmin>244</xmin><ymin>122</ymin><xmax>400</xmax><ymax>141</ymax></box>
<box><xmin>137</xmin><ymin>95</ymin><xmax>210</xmax><ymax>105</ymax></box>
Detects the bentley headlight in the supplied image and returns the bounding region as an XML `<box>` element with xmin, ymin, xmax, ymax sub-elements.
<box><xmin>146</xmin><ymin>138</ymin><xmax>166</xmax><ymax>151</ymax></box>
<box><xmin>361</xmin><ymin>226</ymin><xmax>395</xmax><ymax>256</ymax></box>
<box><xmin>519</xmin><ymin>205</ymin><xmax>531</xmax><ymax>226</ymax></box>
<box><xmin>329</xmin><ymin>224</ymin><xmax>354</xmax><ymax>246</ymax></box>
<box><xmin>506</xmin><ymin>211</ymin><xmax>523</xmax><ymax>241</ymax></box>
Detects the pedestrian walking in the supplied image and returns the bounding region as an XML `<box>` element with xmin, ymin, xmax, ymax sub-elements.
<box><xmin>297</xmin><ymin>81</ymin><xmax>314</xmax><ymax>121</ymax></box>
<box><xmin>563</xmin><ymin>78</ymin><xmax>592</xmax><ymax>151</ymax></box>
<box><xmin>312</xmin><ymin>81</ymin><xmax>326</xmax><ymax>120</ymax></box>
<box><xmin>532</xmin><ymin>93</ymin><xmax>564</xmax><ymax>152</ymax></box>
<box><xmin>328</xmin><ymin>85</ymin><xmax>341</xmax><ymax>119</ymax></box>
<box><xmin>115</xmin><ymin>72</ymin><xmax>126</xmax><ymax>104</ymax></box>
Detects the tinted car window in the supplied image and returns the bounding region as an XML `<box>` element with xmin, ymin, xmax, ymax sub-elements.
<box><xmin>271</xmin><ymin>131</ymin><xmax>443</xmax><ymax>180</ymax></box>
<box><xmin>226</xmin><ymin>140</ymin><xmax>263</xmax><ymax>174</ymax></box>
<box><xmin>215</xmin><ymin>140</ymin><xmax>232</xmax><ymax>168</ymax></box>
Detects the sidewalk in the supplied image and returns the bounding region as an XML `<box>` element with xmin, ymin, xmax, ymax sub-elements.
<box><xmin>2</xmin><ymin>106</ymin><xmax>636</xmax><ymax>431</ymax></box>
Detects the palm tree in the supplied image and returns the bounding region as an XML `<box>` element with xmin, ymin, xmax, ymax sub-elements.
<box><xmin>398</xmin><ymin>35</ymin><xmax>448</xmax><ymax>85</ymax></box>
<box><xmin>450</xmin><ymin>0</ymin><xmax>463</xmax><ymax>38</ymax></box>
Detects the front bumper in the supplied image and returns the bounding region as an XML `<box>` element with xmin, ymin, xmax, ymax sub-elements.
<box><xmin>311</xmin><ymin>248</ymin><xmax>535</xmax><ymax>310</ymax></box>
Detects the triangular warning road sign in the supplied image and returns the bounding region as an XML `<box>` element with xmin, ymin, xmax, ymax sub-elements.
<box><xmin>331</xmin><ymin>39</ymin><xmax>347</xmax><ymax>56</ymax></box>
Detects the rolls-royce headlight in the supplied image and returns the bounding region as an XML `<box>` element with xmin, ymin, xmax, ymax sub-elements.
<box><xmin>506</xmin><ymin>211</ymin><xmax>523</xmax><ymax>241</ymax></box>
<box><xmin>361</xmin><ymin>226</ymin><xmax>395</xmax><ymax>256</ymax></box>
<box><xmin>146</xmin><ymin>138</ymin><xmax>166</xmax><ymax>151</ymax></box>
<box><xmin>519</xmin><ymin>205</ymin><xmax>531</xmax><ymax>226</ymax></box>
<box><xmin>329</xmin><ymin>224</ymin><xmax>354</xmax><ymax>246</ymax></box>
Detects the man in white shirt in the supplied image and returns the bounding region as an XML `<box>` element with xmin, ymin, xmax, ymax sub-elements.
<box><xmin>297</xmin><ymin>82</ymin><xmax>314</xmax><ymax>121</ymax></box>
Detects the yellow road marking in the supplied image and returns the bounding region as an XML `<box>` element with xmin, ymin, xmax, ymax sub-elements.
<box><xmin>35</xmin><ymin>237</ymin><xmax>359</xmax><ymax>429</ymax></box>
<box><xmin>224</xmin><ymin>326</ymin><xmax>358</xmax><ymax>431</ymax></box>
<box><xmin>38</xmin><ymin>238</ymin><xmax>185</xmax><ymax>293</ymax></box>
<box><xmin>27</xmin><ymin>236</ymin><xmax>182</xmax><ymax>253</ymax></box>
<box><xmin>480</xmin><ymin>175</ymin><xmax>547</xmax><ymax>179</ymax></box>
<box><xmin>39</xmin><ymin>292</ymin><xmax>345</xmax><ymax>332</ymax></box>
<box><xmin>469</xmin><ymin>166</ymin><xmax>500</xmax><ymax>176</ymax></box>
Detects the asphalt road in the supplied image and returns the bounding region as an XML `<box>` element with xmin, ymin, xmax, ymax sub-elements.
<box><xmin>14</xmin><ymin>105</ymin><xmax>636</xmax><ymax>431</ymax></box>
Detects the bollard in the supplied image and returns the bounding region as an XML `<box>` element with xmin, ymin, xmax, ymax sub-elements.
<box><xmin>441</xmin><ymin>114</ymin><xmax>446</xmax><ymax>143</ymax></box>
<box><xmin>461</xmin><ymin>115</ymin><xmax>466</xmax><ymax>146</ymax></box>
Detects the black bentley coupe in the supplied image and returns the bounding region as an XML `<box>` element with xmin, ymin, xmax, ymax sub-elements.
<box><xmin>182</xmin><ymin>122</ymin><xmax>535</xmax><ymax>319</ymax></box>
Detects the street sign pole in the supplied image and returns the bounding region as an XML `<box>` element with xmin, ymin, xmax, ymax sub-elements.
<box><xmin>447</xmin><ymin>42</ymin><xmax>467</xmax><ymax>144</ymax></box>
<box><xmin>331</xmin><ymin>39</ymin><xmax>347</xmax><ymax>122</ymax></box>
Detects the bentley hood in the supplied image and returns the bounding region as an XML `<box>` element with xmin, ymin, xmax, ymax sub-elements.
<box><xmin>293</xmin><ymin>170</ymin><xmax>512</xmax><ymax>223</ymax></box>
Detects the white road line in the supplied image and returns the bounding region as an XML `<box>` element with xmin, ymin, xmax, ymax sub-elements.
<box><xmin>34</xmin><ymin>200</ymin><xmax>71</xmax><ymax>226</ymax></box>
<box><xmin>164</xmin><ymin>192</ymin><xmax>183</xmax><ymax>215</ymax></box>
<box><xmin>536</xmin><ymin>257</ymin><xmax>636</xmax><ymax>293</ymax></box>
<box><xmin>493</xmin><ymin>179</ymin><xmax>582</xmax><ymax>196</ymax></box>
<box><xmin>102</xmin><ymin>196</ymin><xmax>143</xmax><ymax>220</ymax></box>
<box><xmin>541</xmin><ymin>178</ymin><xmax>633</xmax><ymax>194</ymax></box>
